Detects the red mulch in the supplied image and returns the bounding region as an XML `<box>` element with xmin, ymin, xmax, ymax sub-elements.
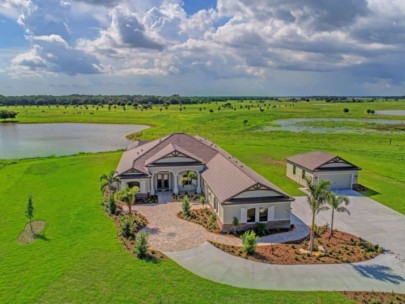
<box><xmin>341</xmin><ymin>291</ymin><xmax>405</xmax><ymax>304</ymax></box>
<box><xmin>211</xmin><ymin>227</ymin><xmax>382</xmax><ymax>265</ymax></box>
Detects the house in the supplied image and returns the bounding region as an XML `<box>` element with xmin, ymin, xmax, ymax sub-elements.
<box><xmin>115</xmin><ymin>133</ymin><xmax>293</xmax><ymax>232</ymax></box>
<box><xmin>286</xmin><ymin>151</ymin><xmax>361</xmax><ymax>190</ymax></box>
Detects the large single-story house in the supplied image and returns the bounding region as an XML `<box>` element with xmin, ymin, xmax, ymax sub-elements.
<box><xmin>286</xmin><ymin>151</ymin><xmax>361</xmax><ymax>190</ymax></box>
<box><xmin>115</xmin><ymin>133</ymin><xmax>293</xmax><ymax>232</ymax></box>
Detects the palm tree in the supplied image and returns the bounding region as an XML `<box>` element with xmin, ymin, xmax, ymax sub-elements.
<box><xmin>326</xmin><ymin>192</ymin><xmax>350</xmax><ymax>238</ymax></box>
<box><xmin>305</xmin><ymin>177</ymin><xmax>331</xmax><ymax>256</ymax></box>
<box><xmin>115</xmin><ymin>186</ymin><xmax>140</xmax><ymax>215</ymax></box>
<box><xmin>100</xmin><ymin>170</ymin><xmax>120</xmax><ymax>199</ymax></box>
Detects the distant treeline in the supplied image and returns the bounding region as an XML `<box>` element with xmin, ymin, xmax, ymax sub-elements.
<box><xmin>0</xmin><ymin>95</ymin><xmax>279</xmax><ymax>106</ymax></box>
<box><xmin>0</xmin><ymin>95</ymin><xmax>403</xmax><ymax>106</ymax></box>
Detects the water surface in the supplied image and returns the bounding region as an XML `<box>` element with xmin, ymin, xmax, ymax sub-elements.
<box><xmin>0</xmin><ymin>123</ymin><xmax>148</xmax><ymax>159</ymax></box>
<box><xmin>375</xmin><ymin>110</ymin><xmax>405</xmax><ymax>116</ymax></box>
<box><xmin>261</xmin><ymin>118</ymin><xmax>405</xmax><ymax>134</ymax></box>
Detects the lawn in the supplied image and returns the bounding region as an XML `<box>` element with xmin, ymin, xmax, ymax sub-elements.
<box><xmin>4</xmin><ymin>99</ymin><xmax>405</xmax><ymax>213</ymax></box>
<box><xmin>0</xmin><ymin>153</ymin><xmax>352</xmax><ymax>303</ymax></box>
<box><xmin>1</xmin><ymin>99</ymin><xmax>405</xmax><ymax>303</ymax></box>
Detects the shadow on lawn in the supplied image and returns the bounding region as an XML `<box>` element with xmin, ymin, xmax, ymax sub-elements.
<box><xmin>352</xmin><ymin>264</ymin><xmax>405</xmax><ymax>285</ymax></box>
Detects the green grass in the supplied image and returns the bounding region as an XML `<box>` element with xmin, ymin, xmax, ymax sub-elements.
<box><xmin>1</xmin><ymin>99</ymin><xmax>405</xmax><ymax>302</ymax></box>
<box><xmin>0</xmin><ymin>153</ymin><xmax>352</xmax><ymax>303</ymax></box>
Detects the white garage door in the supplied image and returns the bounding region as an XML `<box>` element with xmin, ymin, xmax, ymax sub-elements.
<box><xmin>318</xmin><ymin>174</ymin><xmax>352</xmax><ymax>190</ymax></box>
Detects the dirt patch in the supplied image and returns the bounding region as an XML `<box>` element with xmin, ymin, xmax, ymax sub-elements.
<box><xmin>211</xmin><ymin>227</ymin><xmax>382</xmax><ymax>265</ymax></box>
<box><xmin>341</xmin><ymin>291</ymin><xmax>405</xmax><ymax>304</ymax></box>
<box><xmin>17</xmin><ymin>220</ymin><xmax>46</xmax><ymax>244</ymax></box>
<box><xmin>259</xmin><ymin>155</ymin><xmax>286</xmax><ymax>166</ymax></box>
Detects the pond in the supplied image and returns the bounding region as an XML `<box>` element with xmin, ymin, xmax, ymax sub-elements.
<box><xmin>260</xmin><ymin>118</ymin><xmax>405</xmax><ymax>134</ymax></box>
<box><xmin>375</xmin><ymin>110</ymin><xmax>405</xmax><ymax>116</ymax></box>
<box><xmin>0</xmin><ymin>123</ymin><xmax>148</xmax><ymax>159</ymax></box>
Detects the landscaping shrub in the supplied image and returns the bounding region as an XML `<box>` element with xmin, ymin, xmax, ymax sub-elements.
<box><xmin>108</xmin><ymin>196</ymin><xmax>116</xmax><ymax>215</ymax></box>
<box><xmin>241</xmin><ymin>231</ymin><xmax>259</xmax><ymax>255</ymax></box>
<box><xmin>182</xmin><ymin>195</ymin><xmax>191</xmax><ymax>218</ymax></box>
<box><xmin>134</xmin><ymin>231</ymin><xmax>149</xmax><ymax>259</ymax></box>
<box><xmin>118</xmin><ymin>214</ymin><xmax>147</xmax><ymax>239</ymax></box>
<box><xmin>254</xmin><ymin>223</ymin><xmax>268</xmax><ymax>237</ymax></box>
<box><xmin>208</xmin><ymin>213</ymin><xmax>217</xmax><ymax>230</ymax></box>
<box><xmin>120</xmin><ymin>218</ymin><xmax>132</xmax><ymax>238</ymax></box>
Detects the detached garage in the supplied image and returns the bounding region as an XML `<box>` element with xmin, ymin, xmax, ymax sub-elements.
<box><xmin>286</xmin><ymin>151</ymin><xmax>361</xmax><ymax>190</ymax></box>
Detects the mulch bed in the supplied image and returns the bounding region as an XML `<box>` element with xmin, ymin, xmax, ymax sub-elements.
<box><xmin>177</xmin><ymin>208</ymin><xmax>221</xmax><ymax>233</ymax></box>
<box><xmin>108</xmin><ymin>209</ymin><xmax>166</xmax><ymax>261</ymax></box>
<box><xmin>17</xmin><ymin>220</ymin><xmax>46</xmax><ymax>244</ymax></box>
<box><xmin>341</xmin><ymin>291</ymin><xmax>405</xmax><ymax>304</ymax></box>
<box><xmin>211</xmin><ymin>227</ymin><xmax>383</xmax><ymax>265</ymax></box>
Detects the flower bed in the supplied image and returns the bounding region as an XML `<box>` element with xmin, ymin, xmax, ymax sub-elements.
<box><xmin>211</xmin><ymin>227</ymin><xmax>383</xmax><ymax>265</ymax></box>
<box><xmin>177</xmin><ymin>208</ymin><xmax>221</xmax><ymax>233</ymax></box>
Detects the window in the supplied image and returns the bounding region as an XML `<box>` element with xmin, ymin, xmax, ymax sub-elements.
<box><xmin>302</xmin><ymin>170</ymin><xmax>306</xmax><ymax>179</ymax></box>
<box><xmin>247</xmin><ymin>208</ymin><xmax>256</xmax><ymax>223</ymax></box>
<box><xmin>259</xmin><ymin>208</ymin><xmax>268</xmax><ymax>222</ymax></box>
<box><xmin>293</xmin><ymin>165</ymin><xmax>296</xmax><ymax>175</ymax></box>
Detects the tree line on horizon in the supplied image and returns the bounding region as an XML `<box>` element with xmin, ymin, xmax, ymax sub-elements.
<box><xmin>0</xmin><ymin>94</ymin><xmax>403</xmax><ymax>107</ymax></box>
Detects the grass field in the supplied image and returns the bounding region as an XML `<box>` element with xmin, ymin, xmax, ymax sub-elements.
<box><xmin>1</xmin><ymin>99</ymin><xmax>405</xmax><ymax>303</ymax></box>
<box><xmin>4</xmin><ymin>99</ymin><xmax>405</xmax><ymax>213</ymax></box>
<box><xmin>0</xmin><ymin>153</ymin><xmax>352</xmax><ymax>303</ymax></box>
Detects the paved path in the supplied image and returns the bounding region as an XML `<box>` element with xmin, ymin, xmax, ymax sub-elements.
<box><xmin>132</xmin><ymin>201</ymin><xmax>309</xmax><ymax>252</ymax></box>
<box><xmin>166</xmin><ymin>193</ymin><xmax>405</xmax><ymax>291</ymax></box>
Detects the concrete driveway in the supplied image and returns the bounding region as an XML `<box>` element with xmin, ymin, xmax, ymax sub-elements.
<box><xmin>293</xmin><ymin>191</ymin><xmax>405</xmax><ymax>259</ymax></box>
<box><xmin>166</xmin><ymin>192</ymin><xmax>405</xmax><ymax>291</ymax></box>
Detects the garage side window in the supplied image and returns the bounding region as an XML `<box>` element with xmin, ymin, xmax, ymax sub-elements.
<box><xmin>302</xmin><ymin>169</ymin><xmax>306</xmax><ymax>179</ymax></box>
<box><xmin>293</xmin><ymin>165</ymin><xmax>296</xmax><ymax>175</ymax></box>
<box><xmin>247</xmin><ymin>208</ymin><xmax>256</xmax><ymax>223</ymax></box>
<box><xmin>259</xmin><ymin>208</ymin><xmax>268</xmax><ymax>222</ymax></box>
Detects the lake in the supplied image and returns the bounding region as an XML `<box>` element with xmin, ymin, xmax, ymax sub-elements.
<box><xmin>375</xmin><ymin>110</ymin><xmax>405</xmax><ymax>116</ymax></box>
<box><xmin>260</xmin><ymin>118</ymin><xmax>405</xmax><ymax>134</ymax></box>
<box><xmin>0</xmin><ymin>123</ymin><xmax>148</xmax><ymax>159</ymax></box>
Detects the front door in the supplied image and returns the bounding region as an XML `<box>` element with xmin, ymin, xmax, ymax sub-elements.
<box><xmin>156</xmin><ymin>173</ymin><xmax>170</xmax><ymax>191</ymax></box>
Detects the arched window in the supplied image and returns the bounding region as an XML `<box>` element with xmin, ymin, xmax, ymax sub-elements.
<box><xmin>247</xmin><ymin>208</ymin><xmax>256</xmax><ymax>223</ymax></box>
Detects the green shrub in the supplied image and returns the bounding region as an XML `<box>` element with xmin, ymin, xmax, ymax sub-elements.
<box><xmin>208</xmin><ymin>213</ymin><xmax>217</xmax><ymax>230</ymax></box>
<box><xmin>120</xmin><ymin>218</ymin><xmax>132</xmax><ymax>238</ymax></box>
<box><xmin>254</xmin><ymin>223</ymin><xmax>268</xmax><ymax>236</ymax></box>
<box><xmin>134</xmin><ymin>231</ymin><xmax>149</xmax><ymax>259</ymax></box>
<box><xmin>108</xmin><ymin>196</ymin><xmax>116</xmax><ymax>215</ymax></box>
<box><xmin>182</xmin><ymin>196</ymin><xmax>191</xmax><ymax>218</ymax></box>
<box><xmin>241</xmin><ymin>231</ymin><xmax>258</xmax><ymax>255</ymax></box>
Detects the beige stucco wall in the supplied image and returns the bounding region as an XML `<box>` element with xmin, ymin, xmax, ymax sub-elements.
<box><xmin>221</xmin><ymin>201</ymin><xmax>291</xmax><ymax>225</ymax></box>
<box><xmin>286</xmin><ymin>162</ymin><xmax>314</xmax><ymax>186</ymax></box>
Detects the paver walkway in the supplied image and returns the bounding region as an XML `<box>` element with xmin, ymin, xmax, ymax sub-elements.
<box><xmin>132</xmin><ymin>200</ymin><xmax>309</xmax><ymax>252</ymax></box>
<box><xmin>165</xmin><ymin>193</ymin><xmax>405</xmax><ymax>291</ymax></box>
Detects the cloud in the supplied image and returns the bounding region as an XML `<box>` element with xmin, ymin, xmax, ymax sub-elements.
<box><xmin>11</xmin><ymin>0</ymin><xmax>102</xmax><ymax>76</ymax></box>
<box><xmin>2</xmin><ymin>0</ymin><xmax>405</xmax><ymax>94</ymax></box>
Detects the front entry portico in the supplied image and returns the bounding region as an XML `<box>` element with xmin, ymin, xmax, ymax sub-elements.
<box><xmin>151</xmin><ymin>169</ymin><xmax>202</xmax><ymax>195</ymax></box>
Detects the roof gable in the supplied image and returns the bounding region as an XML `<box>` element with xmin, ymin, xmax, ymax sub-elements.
<box><xmin>145</xmin><ymin>143</ymin><xmax>205</xmax><ymax>166</ymax></box>
<box><xmin>286</xmin><ymin>151</ymin><xmax>360</xmax><ymax>171</ymax></box>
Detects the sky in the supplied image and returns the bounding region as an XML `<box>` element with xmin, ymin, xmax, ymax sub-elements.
<box><xmin>0</xmin><ymin>0</ymin><xmax>404</xmax><ymax>96</ymax></box>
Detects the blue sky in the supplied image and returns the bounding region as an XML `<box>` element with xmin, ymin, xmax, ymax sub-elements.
<box><xmin>0</xmin><ymin>0</ymin><xmax>404</xmax><ymax>96</ymax></box>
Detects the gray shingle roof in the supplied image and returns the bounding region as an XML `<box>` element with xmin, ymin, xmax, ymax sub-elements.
<box><xmin>116</xmin><ymin>133</ymin><xmax>292</xmax><ymax>203</ymax></box>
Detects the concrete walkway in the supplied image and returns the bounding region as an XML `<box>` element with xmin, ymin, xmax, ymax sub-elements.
<box><xmin>166</xmin><ymin>193</ymin><xmax>405</xmax><ymax>291</ymax></box>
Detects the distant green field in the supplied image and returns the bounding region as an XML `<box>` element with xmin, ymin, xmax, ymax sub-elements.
<box><xmin>1</xmin><ymin>100</ymin><xmax>405</xmax><ymax>303</ymax></box>
<box><xmin>4</xmin><ymin>99</ymin><xmax>405</xmax><ymax>213</ymax></box>
<box><xmin>0</xmin><ymin>153</ymin><xmax>352</xmax><ymax>303</ymax></box>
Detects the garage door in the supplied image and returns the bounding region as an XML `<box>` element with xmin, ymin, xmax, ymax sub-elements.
<box><xmin>318</xmin><ymin>174</ymin><xmax>352</xmax><ymax>190</ymax></box>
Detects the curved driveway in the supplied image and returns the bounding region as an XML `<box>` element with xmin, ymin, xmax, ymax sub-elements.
<box><xmin>166</xmin><ymin>192</ymin><xmax>405</xmax><ymax>292</ymax></box>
